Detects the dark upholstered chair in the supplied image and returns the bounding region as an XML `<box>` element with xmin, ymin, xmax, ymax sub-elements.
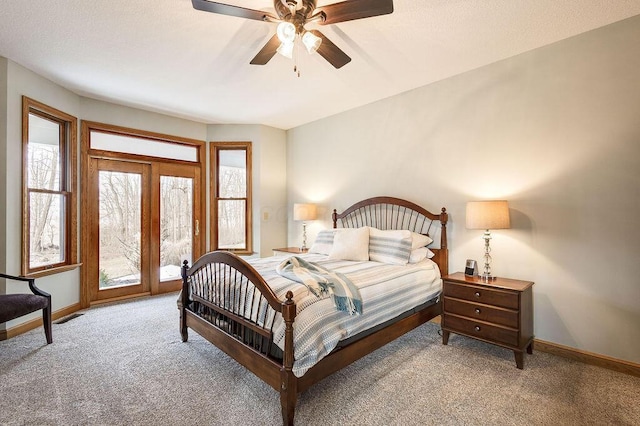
<box><xmin>0</xmin><ymin>273</ymin><xmax>52</xmax><ymax>344</ymax></box>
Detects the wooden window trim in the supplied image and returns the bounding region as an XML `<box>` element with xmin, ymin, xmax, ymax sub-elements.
<box><xmin>210</xmin><ymin>142</ymin><xmax>253</xmax><ymax>255</ymax></box>
<box><xmin>22</xmin><ymin>96</ymin><xmax>78</xmax><ymax>276</ymax></box>
<box><xmin>82</xmin><ymin>120</ymin><xmax>202</xmax><ymax>165</ymax></box>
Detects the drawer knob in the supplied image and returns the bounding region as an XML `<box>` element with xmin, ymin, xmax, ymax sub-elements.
<box><xmin>474</xmin><ymin>292</ymin><xmax>481</xmax><ymax>298</ymax></box>
<box><xmin>475</xmin><ymin>308</ymin><xmax>481</xmax><ymax>314</ymax></box>
<box><xmin>474</xmin><ymin>326</ymin><xmax>481</xmax><ymax>332</ymax></box>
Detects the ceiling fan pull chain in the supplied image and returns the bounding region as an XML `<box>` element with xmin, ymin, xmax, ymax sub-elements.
<box><xmin>294</xmin><ymin>35</ymin><xmax>301</xmax><ymax>77</ymax></box>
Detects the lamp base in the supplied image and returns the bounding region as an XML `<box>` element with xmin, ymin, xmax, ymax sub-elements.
<box><xmin>480</xmin><ymin>229</ymin><xmax>494</xmax><ymax>281</ymax></box>
<box><xmin>479</xmin><ymin>273</ymin><xmax>496</xmax><ymax>282</ymax></box>
<box><xmin>301</xmin><ymin>222</ymin><xmax>308</xmax><ymax>252</ymax></box>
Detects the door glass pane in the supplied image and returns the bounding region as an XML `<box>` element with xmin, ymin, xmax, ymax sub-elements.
<box><xmin>160</xmin><ymin>176</ymin><xmax>193</xmax><ymax>282</ymax></box>
<box><xmin>29</xmin><ymin>192</ymin><xmax>65</xmax><ymax>268</ymax></box>
<box><xmin>99</xmin><ymin>171</ymin><xmax>142</xmax><ymax>289</ymax></box>
<box><xmin>218</xmin><ymin>150</ymin><xmax>246</xmax><ymax>198</ymax></box>
<box><xmin>218</xmin><ymin>199</ymin><xmax>246</xmax><ymax>249</ymax></box>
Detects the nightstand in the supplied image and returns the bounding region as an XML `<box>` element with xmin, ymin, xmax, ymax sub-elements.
<box><xmin>441</xmin><ymin>272</ymin><xmax>534</xmax><ymax>369</ymax></box>
<box><xmin>272</xmin><ymin>247</ymin><xmax>309</xmax><ymax>257</ymax></box>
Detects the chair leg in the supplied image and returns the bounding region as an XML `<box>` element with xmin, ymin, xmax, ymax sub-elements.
<box><xmin>42</xmin><ymin>305</ymin><xmax>52</xmax><ymax>344</ymax></box>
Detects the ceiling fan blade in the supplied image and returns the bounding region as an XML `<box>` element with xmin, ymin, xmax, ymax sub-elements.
<box><xmin>310</xmin><ymin>30</ymin><xmax>351</xmax><ymax>69</ymax></box>
<box><xmin>192</xmin><ymin>0</ymin><xmax>277</xmax><ymax>22</ymax></box>
<box><xmin>250</xmin><ymin>34</ymin><xmax>281</xmax><ymax>65</ymax></box>
<box><xmin>317</xmin><ymin>0</ymin><xmax>393</xmax><ymax>25</ymax></box>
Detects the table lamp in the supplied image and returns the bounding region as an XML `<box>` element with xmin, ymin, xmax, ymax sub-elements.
<box><xmin>466</xmin><ymin>200</ymin><xmax>511</xmax><ymax>280</ymax></box>
<box><xmin>293</xmin><ymin>203</ymin><xmax>317</xmax><ymax>251</ymax></box>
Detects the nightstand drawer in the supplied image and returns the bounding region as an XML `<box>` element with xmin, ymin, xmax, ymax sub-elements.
<box><xmin>444</xmin><ymin>282</ymin><xmax>519</xmax><ymax>309</ymax></box>
<box><xmin>444</xmin><ymin>314</ymin><xmax>518</xmax><ymax>347</ymax></box>
<box><xmin>443</xmin><ymin>297</ymin><xmax>518</xmax><ymax>328</ymax></box>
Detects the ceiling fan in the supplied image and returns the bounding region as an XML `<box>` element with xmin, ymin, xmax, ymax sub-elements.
<box><xmin>191</xmin><ymin>0</ymin><xmax>394</xmax><ymax>69</ymax></box>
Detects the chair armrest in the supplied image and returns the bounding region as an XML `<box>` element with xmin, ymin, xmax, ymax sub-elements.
<box><xmin>0</xmin><ymin>273</ymin><xmax>51</xmax><ymax>298</ymax></box>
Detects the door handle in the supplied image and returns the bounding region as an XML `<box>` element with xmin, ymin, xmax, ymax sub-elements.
<box><xmin>195</xmin><ymin>219</ymin><xmax>199</xmax><ymax>236</ymax></box>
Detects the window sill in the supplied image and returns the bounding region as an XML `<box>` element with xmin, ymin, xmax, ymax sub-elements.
<box><xmin>25</xmin><ymin>263</ymin><xmax>82</xmax><ymax>278</ymax></box>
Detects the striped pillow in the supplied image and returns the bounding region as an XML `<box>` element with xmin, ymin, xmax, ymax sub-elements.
<box><xmin>369</xmin><ymin>228</ymin><xmax>412</xmax><ymax>265</ymax></box>
<box><xmin>309</xmin><ymin>229</ymin><xmax>337</xmax><ymax>255</ymax></box>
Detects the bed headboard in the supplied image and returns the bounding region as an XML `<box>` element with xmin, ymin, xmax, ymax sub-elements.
<box><xmin>332</xmin><ymin>196</ymin><xmax>448</xmax><ymax>274</ymax></box>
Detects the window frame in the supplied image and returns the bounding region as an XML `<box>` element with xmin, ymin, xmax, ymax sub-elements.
<box><xmin>22</xmin><ymin>97</ymin><xmax>78</xmax><ymax>277</ymax></box>
<box><xmin>210</xmin><ymin>142</ymin><xmax>252</xmax><ymax>255</ymax></box>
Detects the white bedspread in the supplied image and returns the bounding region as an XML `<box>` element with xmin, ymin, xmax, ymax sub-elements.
<box><xmin>247</xmin><ymin>253</ymin><xmax>442</xmax><ymax>377</ymax></box>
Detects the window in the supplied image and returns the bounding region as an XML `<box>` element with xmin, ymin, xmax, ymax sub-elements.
<box><xmin>210</xmin><ymin>142</ymin><xmax>252</xmax><ymax>254</ymax></box>
<box><xmin>22</xmin><ymin>97</ymin><xmax>78</xmax><ymax>275</ymax></box>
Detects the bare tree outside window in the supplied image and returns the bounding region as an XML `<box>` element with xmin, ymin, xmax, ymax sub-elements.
<box><xmin>160</xmin><ymin>176</ymin><xmax>193</xmax><ymax>281</ymax></box>
<box><xmin>28</xmin><ymin>142</ymin><xmax>62</xmax><ymax>266</ymax></box>
<box><xmin>98</xmin><ymin>171</ymin><xmax>142</xmax><ymax>288</ymax></box>
<box><xmin>218</xmin><ymin>164</ymin><xmax>246</xmax><ymax>248</ymax></box>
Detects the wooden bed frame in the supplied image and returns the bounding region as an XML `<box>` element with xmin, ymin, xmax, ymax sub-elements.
<box><xmin>179</xmin><ymin>196</ymin><xmax>448</xmax><ymax>425</ymax></box>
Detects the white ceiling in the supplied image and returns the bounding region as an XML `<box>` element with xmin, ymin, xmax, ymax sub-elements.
<box><xmin>1</xmin><ymin>1</ymin><xmax>639</xmax><ymax>130</ymax></box>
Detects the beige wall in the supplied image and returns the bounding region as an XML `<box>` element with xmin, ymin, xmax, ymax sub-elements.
<box><xmin>80</xmin><ymin>98</ymin><xmax>207</xmax><ymax>141</ymax></box>
<box><xmin>0</xmin><ymin>57</ymin><xmax>8</xmax><ymax>287</ymax></box>
<box><xmin>286</xmin><ymin>16</ymin><xmax>640</xmax><ymax>364</ymax></box>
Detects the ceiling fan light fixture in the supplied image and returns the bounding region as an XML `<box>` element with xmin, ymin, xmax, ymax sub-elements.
<box><xmin>276</xmin><ymin>41</ymin><xmax>294</xmax><ymax>59</ymax></box>
<box><xmin>302</xmin><ymin>31</ymin><xmax>322</xmax><ymax>54</ymax></box>
<box><xmin>276</xmin><ymin>21</ymin><xmax>296</xmax><ymax>43</ymax></box>
<box><xmin>192</xmin><ymin>0</ymin><xmax>393</xmax><ymax>69</ymax></box>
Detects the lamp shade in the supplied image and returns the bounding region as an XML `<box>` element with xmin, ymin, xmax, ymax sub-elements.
<box><xmin>302</xmin><ymin>31</ymin><xmax>322</xmax><ymax>54</ymax></box>
<box><xmin>277</xmin><ymin>41</ymin><xmax>294</xmax><ymax>59</ymax></box>
<box><xmin>466</xmin><ymin>200</ymin><xmax>510</xmax><ymax>230</ymax></box>
<box><xmin>276</xmin><ymin>22</ymin><xmax>296</xmax><ymax>44</ymax></box>
<box><xmin>293</xmin><ymin>203</ymin><xmax>317</xmax><ymax>221</ymax></box>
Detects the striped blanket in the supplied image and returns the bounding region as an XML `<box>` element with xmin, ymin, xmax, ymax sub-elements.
<box><xmin>276</xmin><ymin>256</ymin><xmax>363</xmax><ymax>315</ymax></box>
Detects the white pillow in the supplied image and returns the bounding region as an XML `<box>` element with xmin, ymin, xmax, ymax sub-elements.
<box><xmin>309</xmin><ymin>229</ymin><xmax>338</xmax><ymax>255</ymax></box>
<box><xmin>408</xmin><ymin>247</ymin><xmax>436</xmax><ymax>263</ymax></box>
<box><xmin>369</xmin><ymin>228</ymin><xmax>412</xmax><ymax>265</ymax></box>
<box><xmin>328</xmin><ymin>227</ymin><xmax>370</xmax><ymax>261</ymax></box>
<box><xmin>411</xmin><ymin>232</ymin><xmax>433</xmax><ymax>249</ymax></box>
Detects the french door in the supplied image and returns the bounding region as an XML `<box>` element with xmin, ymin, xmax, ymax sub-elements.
<box><xmin>86</xmin><ymin>158</ymin><xmax>201</xmax><ymax>303</ymax></box>
<box><xmin>152</xmin><ymin>163</ymin><xmax>201</xmax><ymax>294</ymax></box>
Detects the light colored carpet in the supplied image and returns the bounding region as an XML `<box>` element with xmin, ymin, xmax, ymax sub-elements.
<box><xmin>1</xmin><ymin>293</ymin><xmax>638</xmax><ymax>425</ymax></box>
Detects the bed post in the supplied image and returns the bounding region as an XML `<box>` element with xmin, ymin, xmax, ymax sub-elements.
<box><xmin>280</xmin><ymin>291</ymin><xmax>297</xmax><ymax>426</ymax></box>
<box><xmin>332</xmin><ymin>209</ymin><xmax>338</xmax><ymax>228</ymax></box>
<box><xmin>179</xmin><ymin>260</ymin><xmax>190</xmax><ymax>342</ymax></box>
<box><xmin>439</xmin><ymin>207</ymin><xmax>448</xmax><ymax>274</ymax></box>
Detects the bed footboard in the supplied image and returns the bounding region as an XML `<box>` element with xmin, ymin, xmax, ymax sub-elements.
<box><xmin>179</xmin><ymin>251</ymin><xmax>297</xmax><ymax>425</ymax></box>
